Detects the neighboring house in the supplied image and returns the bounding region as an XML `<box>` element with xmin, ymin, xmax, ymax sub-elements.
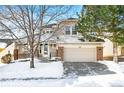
<box><xmin>0</xmin><ymin>43</ymin><xmax>5</xmax><ymax>52</ymax></box>
<box><xmin>12</xmin><ymin>18</ymin><xmax>104</xmax><ymax>62</ymax></box>
<box><xmin>0</xmin><ymin>39</ymin><xmax>15</xmax><ymax>61</ymax></box>
<box><xmin>103</xmin><ymin>39</ymin><xmax>124</xmax><ymax>60</ymax></box>
<box><xmin>0</xmin><ymin>48</ymin><xmax>4</xmax><ymax>52</ymax></box>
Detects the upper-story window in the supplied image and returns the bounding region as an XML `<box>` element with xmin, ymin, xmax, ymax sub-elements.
<box><xmin>65</xmin><ymin>26</ymin><xmax>71</xmax><ymax>35</ymax></box>
<box><xmin>72</xmin><ymin>26</ymin><xmax>77</xmax><ymax>35</ymax></box>
<box><xmin>43</xmin><ymin>29</ymin><xmax>53</xmax><ymax>34</ymax></box>
<box><xmin>65</xmin><ymin>25</ymin><xmax>77</xmax><ymax>35</ymax></box>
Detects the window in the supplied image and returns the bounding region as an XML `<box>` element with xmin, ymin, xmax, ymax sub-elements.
<box><xmin>43</xmin><ymin>31</ymin><xmax>45</xmax><ymax>34</ymax></box>
<box><xmin>39</xmin><ymin>44</ymin><xmax>43</xmax><ymax>54</ymax></box>
<box><xmin>65</xmin><ymin>25</ymin><xmax>77</xmax><ymax>35</ymax></box>
<box><xmin>46</xmin><ymin>31</ymin><xmax>49</xmax><ymax>33</ymax></box>
<box><xmin>44</xmin><ymin>43</ymin><xmax>48</xmax><ymax>55</ymax></box>
<box><xmin>43</xmin><ymin>29</ymin><xmax>53</xmax><ymax>34</ymax></box>
<box><xmin>72</xmin><ymin>26</ymin><xmax>77</xmax><ymax>35</ymax></box>
<box><xmin>65</xmin><ymin>26</ymin><xmax>71</xmax><ymax>35</ymax></box>
<box><xmin>49</xmin><ymin>31</ymin><xmax>53</xmax><ymax>33</ymax></box>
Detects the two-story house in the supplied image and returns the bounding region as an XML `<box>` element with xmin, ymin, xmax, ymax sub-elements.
<box><xmin>11</xmin><ymin>18</ymin><xmax>104</xmax><ymax>62</ymax></box>
<box><xmin>1</xmin><ymin>18</ymin><xmax>124</xmax><ymax>63</ymax></box>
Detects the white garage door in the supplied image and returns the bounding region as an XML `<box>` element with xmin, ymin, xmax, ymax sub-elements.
<box><xmin>64</xmin><ymin>48</ymin><xmax>96</xmax><ymax>62</ymax></box>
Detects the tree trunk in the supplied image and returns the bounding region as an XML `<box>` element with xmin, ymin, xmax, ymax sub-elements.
<box><xmin>113</xmin><ymin>42</ymin><xmax>118</xmax><ymax>63</ymax></box>
<box><xmin>30</xmin><ymin>48</ymin><xmax>35</xmax><ymax>68</ymax></box>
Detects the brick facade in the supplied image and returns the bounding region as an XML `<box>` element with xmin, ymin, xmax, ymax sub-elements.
<box><xmin>97</xmin><ymin>47</ymin><xmax>103</xmax><ymax>61</ymax></box>
<box><xmin>57</xmin><ymin>47</ymin><xmax>64</xmax><ymax>61</ymax></box>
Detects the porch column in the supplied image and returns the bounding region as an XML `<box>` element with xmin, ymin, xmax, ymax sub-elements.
<box><xmin>97</xmin><ymin>47</ymin><xmax>103</xmax><ymax>61</ymax></box>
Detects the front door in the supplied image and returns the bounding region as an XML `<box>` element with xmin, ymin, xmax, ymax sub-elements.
<box><xmin>43</xmin><ymin>43</ymin><xmax>49</xmax><ymax>57</ymax></box>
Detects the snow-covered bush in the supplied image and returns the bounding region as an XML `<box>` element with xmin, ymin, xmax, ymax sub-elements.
<box><xmin>1</xmin><ymin>54</ymin><xmax>12</xmax><ymax>64</ymax></box>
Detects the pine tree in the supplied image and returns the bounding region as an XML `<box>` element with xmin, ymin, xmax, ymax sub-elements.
<box><xmin>76</xmin><ymin>5</ymin><xmax>124</xmax><ymax>63</ymax></box>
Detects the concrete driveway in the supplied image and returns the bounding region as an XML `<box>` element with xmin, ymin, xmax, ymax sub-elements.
<box><xmin>63</xmin><ymin>62</ymin><xmax>115</xmax><ymax>77</ymax></box>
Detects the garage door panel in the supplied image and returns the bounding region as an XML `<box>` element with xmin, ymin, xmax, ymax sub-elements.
<box><xmin>64</xmin><ymin>48</ymin><xmax>96</xmax><ymax>62</ymax></box>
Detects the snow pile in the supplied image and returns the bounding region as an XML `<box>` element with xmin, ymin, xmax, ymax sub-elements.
<box><xmin>14</xmin><ymin>58</ymin><xmax>30</xmax><ymax>62</ymax></box>
<box><xmin>70</xmin><ymin>74</ymin><xmax>124</xmax><ymax>87</ymax></box>
<box><xmin>98</xmin><ymin>61</ymin><xmax>123</xmax><ymax>74</ymax></box>
<box><xmin>0</xmin><ymin>60</ymin><xmax>63</xmax><ymax>79</ymax></box>
<box><xmin>118</xmin><ymin>62</ymin><xmax>124</xmax><ymax>73</ymax></box>
<box><xmin>1</xmin><ymin>74</ymin><xmax>124</xmax><ymax>87</ymax></box>
<box><xmin>0</xmin><ymin>63</ymin><xmax>7</xmax><ymax>67</ymax></box>
<box><xmin>14</xmin><ymin>58</ymin><xmax>41</xmax><ymax>63</ymax></box>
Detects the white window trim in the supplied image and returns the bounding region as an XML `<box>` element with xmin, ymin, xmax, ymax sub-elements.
<box><xmin>39</xmin><ymin>43</ymin><xmax>50</xmax><ymax>58</ymax></box>
<box><xmin>42</xmin><ymin>43</ymin><xmax>50</xmax><ymax>57</ymax></box>
<box><xmin>65</xmin><ymin>25</ymin><xmax>71</xmax><ymax>35</ymax></box>
<box><xmin>43</xmin><ymin>28</ymin><xmax>53</xmax><ymax>34</ymax></box>
<box><xmin>65</xmin><ymin>25</ymin><xmax>78</xmax><ymax>36</ymax></box>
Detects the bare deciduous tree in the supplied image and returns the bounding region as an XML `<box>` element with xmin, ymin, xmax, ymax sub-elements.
<box><xmin>0</xmin><ymin>5</ymin><xmax>73</xmax><ymax>68</ymax></box>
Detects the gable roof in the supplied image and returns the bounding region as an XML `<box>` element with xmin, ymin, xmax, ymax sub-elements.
<box><xmin>44</xmin><ymin>23</ymin><xmax>57</xmax><ymax>28</ymax></box>
<box><xmin>0</xmin><ymin>39</ymin><xmax>15</xmax><ymax>47</ymax></box>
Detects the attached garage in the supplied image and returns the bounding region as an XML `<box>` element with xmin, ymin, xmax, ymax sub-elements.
<box><xmin>64</xmin><ymin>47</ymin><xmax>96</xmax><ymax>62</ymax></box>
<box><xmin>57</xmin><ymin>43</ymin><xmax>103</xmax><ymax>62</ymax></box>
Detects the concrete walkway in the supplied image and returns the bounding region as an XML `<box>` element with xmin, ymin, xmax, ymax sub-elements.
<box><xmin>63</xmin><ymin>62</ymin><xmax>115</xmax><ymax>77</ymax></box>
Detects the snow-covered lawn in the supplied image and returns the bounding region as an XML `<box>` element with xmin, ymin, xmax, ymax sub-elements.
<box><xmin>1</xmin><ymin>59</ymin><xmax>124</xmax><ymax>87</ymax></box>
<box><xmin>99</xmin><ymin>61</ymin><xmax>122</xmax><ymax>74</ymax></box>
<box><xmin>118</xmin><ymin>62</ymin><xmax>124</xmax><ymax>73</ymax></box>
<box><xmin>0</xmin><ymin>58</ymin><xmax>63</xmax><ymax>79</ymax></box>
<box><xmin>1</xmin><ymin>74</ymin><xmax>124</xmax><ymax>87</ymax></box>
<box><xmin>71</xmin><ymin>74</ymin><xmax>124</xmax><ymax>87</ymax></box>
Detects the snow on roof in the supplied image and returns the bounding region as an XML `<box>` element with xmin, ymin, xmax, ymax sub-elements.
<box><xmin>0</xmin><ymin>39</ymin><xmax>14</xmax><ymax>47</ymax></box>
<box><xmin>17</xmin><ymin>33</ymin><xmax>57</xmax><ymax>44</ymax></box>
<box><xmin>40</xmin><ymin>33</ymin><xmax>56</xmax><ymax>42</ymax></box>
<box><xmin>57</xmin><ymin>35</ymin><xmax>82</xmax><ymax>43</ymax></box>
<box><xmin>44</xmin><ymin>23</ymin><xmax>57</xmax><ymax>28</ymax></box>
<box><xmin>18</xmin><ymin>34</ymin><xmax>104</xmax><ymax>45</ymax></box>
<box><xmin>0</xmin><ymin>43</ymin><xmax>7</xmax><ymax>48</ymax></box>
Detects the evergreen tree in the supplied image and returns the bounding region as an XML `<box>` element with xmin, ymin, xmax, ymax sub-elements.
<box><xmin>76</xmin><ymin>5</ymin><xmax>124</xmax><ymax>62</ymax></box>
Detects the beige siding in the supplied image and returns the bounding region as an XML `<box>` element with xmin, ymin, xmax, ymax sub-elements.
<box><xmin>103</xmin><ymin>39</ymin><xmax>113</xmax><ymax>57</ymax></box>
<box><xmin>0</xmin><ymin>43</ymin><xmax>15</xmax><ymax>60</ymax></box>
<box><xmin>64</xmin><ymin>47</ymin><xmax>96</xmax><ymax>62</ymax></box>
<box><xmin>103</xmin><ymin>39</ymin><xmax>123</xmax><ymax>57</ymax></box>
<box><xmin>49</xmin><ymin>45</ymin><xmax>57</xmax><ymax>57</ymax></box>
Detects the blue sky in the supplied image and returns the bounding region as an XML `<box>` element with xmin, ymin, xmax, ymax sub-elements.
<box><xmin>45</xmin><ymin>5</ymin><xmax>82</xmax><ymax>24</ymax></box>
<box><xmin>0</xmin><ymin>5</ymin><xmax>82</xmax><ymax>42</ymax></box>
<box><xmin>66</xmin><ymin>5</ymin><xmax>82</xmax><ymax>18</ymax></box>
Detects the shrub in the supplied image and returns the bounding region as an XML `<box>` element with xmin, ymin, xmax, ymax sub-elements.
<box><xmin>1</xmin><ymin>54</ymin><xmax>12</xmax><ymax>64</ymax></box>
